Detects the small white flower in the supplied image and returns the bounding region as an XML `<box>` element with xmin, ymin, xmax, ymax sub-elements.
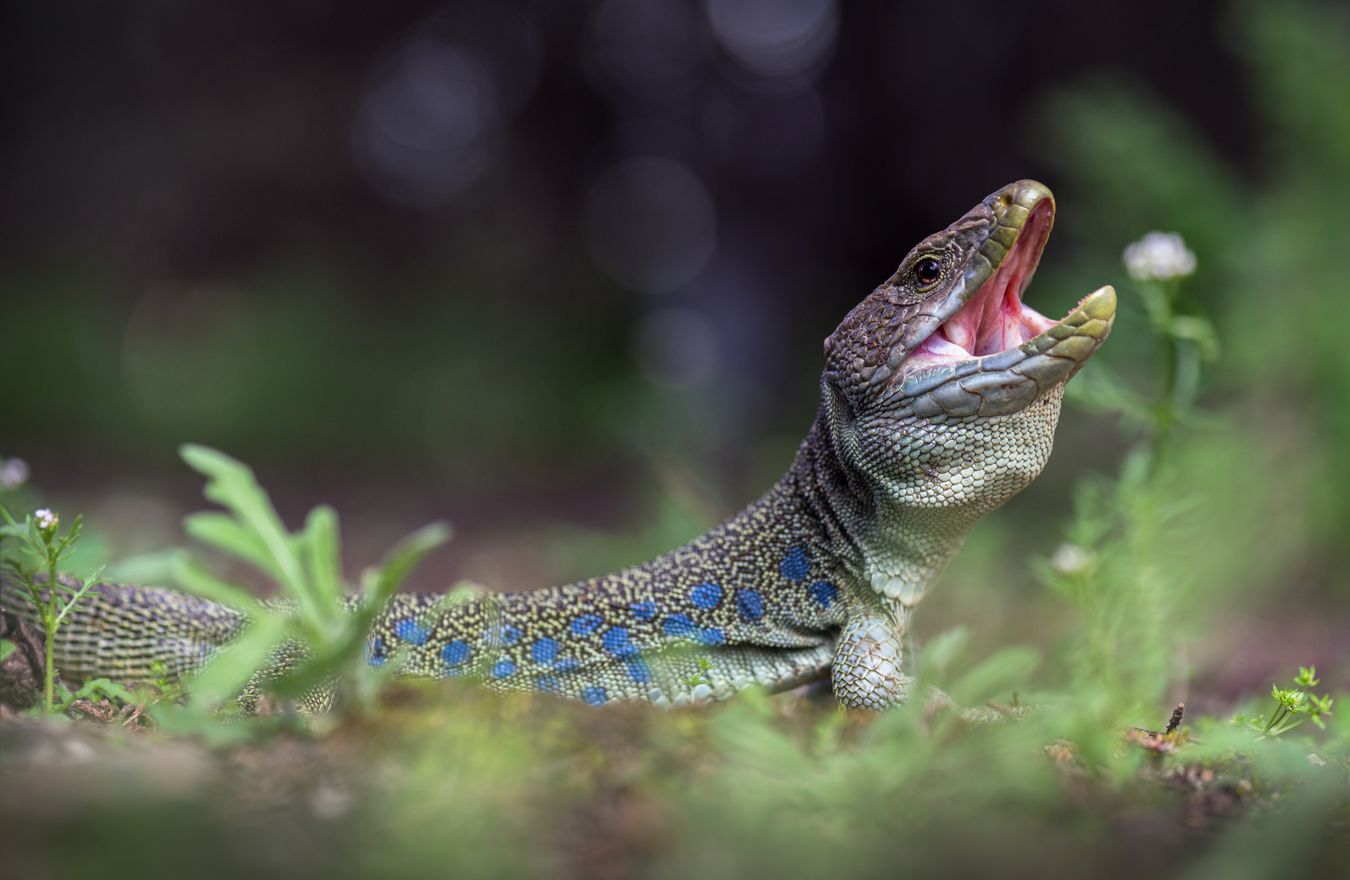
<box><xmin>34</xmin><ymin>508</ymin><xmax>58</xmax><ymax>531</ymax></box>
<box><xmin>0</xmin><ymin>457</ymin><xmax>28</xmax><ymax>490</ymax></box>
<box><xmin>1123</xmin><ymin>231</ymin><xmax>1197</xmax><ymax>281</ymax></box>
<box><xmin>1050</xmin><ymin>543</ymin><xmax>1092</xmax><ymax>576</ymax></box>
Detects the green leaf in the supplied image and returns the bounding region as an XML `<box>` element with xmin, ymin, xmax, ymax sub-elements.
<box><xmin>918</xmin><ymin>626</ymin><xmax>970</xmax><ymax>684</ymax></box>
<box><xmin>172</xmin><ymin>557</ymin><xmax>263</xmax><ymax>613</ymax></box>
<box><xmin>1169</xmin><ymin>315</ymin><xmax>1221</xmax><ymax>361</ymax></box>
<box><xmin>71</xmin><ymin>678</ymin><xmax>138</xmax><ymax>704</ymax></box>
<box><xmin>950</xmin><ymin>646</ymin><xmax>1041</xmax><ymax>706</ymax></box>
<box><xmin>184</xmin><ymin>512</ymin><xmax>275</xmax><ymax>574</ymax></box>
<box><xmin>53</xmin><ymin>565</ymin><xmax>104</xmax><ymax>626</ymax></box>
<box><xmin>362</xmin><ymin>522</ymin><xmax>452</xmax><ymax>607</ymax></box>
<box><xmin>300</xmin><ymin>505</ymin><xmax>343</xmax><ymax>613</ymax></box>
<box><xmin>103</xmin><ymin>549</ymin><xmax>186</xmax><ymax>584</ymax></box>
<box><xmin>0</xmin><ymin>639</ymin><xmax>15</xmax><ymax>662</ymax></box>
<box><xmin>273</xmin><ymin>521</ymin><xmax>451</xmax><ymax>699</ymax></box>
<box><xmin>179</xmin><ymin>444</ymin><xmax>307</xmax><ymax>600</ymax></box>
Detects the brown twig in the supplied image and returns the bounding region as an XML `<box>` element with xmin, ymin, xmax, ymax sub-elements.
<box><xmin>1165</xmin><ymin>703</ymin><xmax>1185</xmax><ymax>734</ymax></box>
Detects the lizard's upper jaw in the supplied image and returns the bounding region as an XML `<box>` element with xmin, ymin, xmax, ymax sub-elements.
<box><xmin>893</xmin><ymin>181</ymin><xmax>1116</xmax><ymax>416</ymax></box>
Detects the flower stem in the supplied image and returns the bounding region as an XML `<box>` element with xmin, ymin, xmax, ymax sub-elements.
<box><xmin>44</xmin><ymin>556</ymin><xmax>57</xmax><ymax>713</ymax></box>
<box><xmin>1148</xmin><ymin>280</ymin><xmax>1182</xmax><ymax>478</ymax></box>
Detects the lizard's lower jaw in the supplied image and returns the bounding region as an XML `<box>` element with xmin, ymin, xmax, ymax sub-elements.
<box><xmin>895</xmin><ymin>285</ymin><xmax>1115</xmax><ymax>418</ymax></box>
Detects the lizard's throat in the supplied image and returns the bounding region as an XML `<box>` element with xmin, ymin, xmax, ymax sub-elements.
<box><xmin>860</xmin><ymin>514</ymin><xmax>972</xmax><ymax>606</ymax></box>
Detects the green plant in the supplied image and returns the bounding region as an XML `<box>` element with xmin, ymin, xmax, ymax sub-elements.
<box><xmin>170</xmin><ymin>444</ymin><xmax>452</xmax><ymax>712</ymax></box>
<box><xmin>681</xmin><ymin>656</ymin><xmax>715</xmax><ymax>690</ymax></box>
<box><xmin>1237</xmin><ymin>666</ymin><xmax>1336</xmax><ymax>738</ymax></box>
<box><xmin>0</xmin><ymin>505</ymin><xmax>106</xmax><ymax>713</ymax></box>
<box><xmin>1037</xmin><ymin>232</ymin><xmax>1216</xmax><ymax>724</ymax></box>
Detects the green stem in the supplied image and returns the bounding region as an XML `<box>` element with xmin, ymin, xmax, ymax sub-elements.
<box><xmin>44</xmin><ymin>556</ymin><xmax>57</xmax><ymax>713</ymax></box>
<box><xmin>1262</xmin><ymin>705</ymin><xmax>1285</xmax><ymax>735</ymax></box>
<box><xmin>1148</xmin><ymin>280</ymin><xmax>1181</xmax><ymax>478</ymax></box>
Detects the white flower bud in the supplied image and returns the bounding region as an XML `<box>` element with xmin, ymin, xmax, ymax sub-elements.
<box><xmin>1123</xmin><ymin>231</ymin><xmax>1197</xmax><ymax>281</ymax></box>
<box><xmin>1049</xmin><ymin>543</ymin><xmax>1092</xmax><ymax>576</ymax></box>
<box><xmin>0</xmin><ymin>457</ymin><xmax>29</xmax><ymax>490</ymax></box>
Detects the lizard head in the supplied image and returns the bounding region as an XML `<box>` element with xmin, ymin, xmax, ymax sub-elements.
<box><xmin>820</xmin><ymin>180</ymin><xmax>1115</xmax><ymax>527</ymax></box>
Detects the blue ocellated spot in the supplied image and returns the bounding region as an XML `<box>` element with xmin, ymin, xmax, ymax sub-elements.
<box><xmin>663</xmin><ymin>614</ymin><xmax>697</xmax><ymax>640</ymax></box>
<box><xmin>809</xmin><ymin>581</ymin><xmax>839</xmax><ymax>609</ymax></box>
<box><xmin>571</xmin><ymin>614</ymin><xmax>603</xmax><ymax>636</ymax></box>
<box><xmin>735</xmin><ymin>588</ymin><xmax>765</xmax><ymax>622</ymax></box>
<box><xmin>581</xmin><ymin>686</ymin><xmax>607</xmax><ymax>706</ymax></box>
<box><xmin>602</xmin><ymin>626</ymin><xmax>637</xmax><ymax>657</ymax></box>
<box><xmin>780</xmin><ymin>546</ymin><xmax>810</xmax><ymax>582</ymax></box>
<box><xmin>555</xmin><ymin>658</ymin><xmax>580</xmax><ymax>673</ymax></box>
<box><xmin>631</xmin><ymin>600</ymin><xmax>658</xmax><ymax>621</ymax></box>
<box><xmin>689</xmin><ymin>582</ymin><xmax>723</xmax><ymax>609</ymax></box>
<box><xmin>394</xmin><ymin>617</ymin><xmax>430</xmax><ymax>645</ymax></box>
<box><xmin>498</xmin><ymin>623</ymin><xmax>522</xmax><ymax>645</ymax></box>
<box><xmin>442</xmin><ymin>640</ymin><xmax>471</xmax><ymax>667</ymax></box>
<box><xmin>367</xmin><ymin>637</ymin><xmax>388</xmax><ymax>667</ymax></box>
<box><xmin>532</xmin><ymin>637</ymin><xmax>559</xmax><ymax>665</ymax></box>
<box><xmin>492</xmin><ymin>658</ymin><xmax>516</xmax><ymax>678</ymax></box>
<box><xmin>697</xmin><ymin>627</ymin><xmax>726</xmax><ymax>646</ymax></box>
<box><xmin>626</xmin><ymin>657</ymin><xmax>652</xmax><ymax>684</ymax></box>
<box><xmin>535</xmin><ymin>674</ymin><xmax>561</xmax><ymax>694</ymax></box>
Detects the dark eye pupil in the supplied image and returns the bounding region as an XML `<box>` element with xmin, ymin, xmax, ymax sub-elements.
<box><xmin>916</xmin><ymin>258</ymin><xmax>941</xmax><ymax>284</ymax></box>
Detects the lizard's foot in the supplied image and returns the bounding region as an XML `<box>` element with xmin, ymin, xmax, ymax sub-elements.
<box><xmin>831</xmin><ymin>613</ymin><xmax>910</xmax><ymax>710</ymax></box>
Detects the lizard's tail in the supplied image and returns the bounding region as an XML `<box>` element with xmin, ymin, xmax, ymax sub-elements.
<box><xmin>0</xmin><ymin>573</ymin><xmax>246</xmax><ymax>681</ymax></box>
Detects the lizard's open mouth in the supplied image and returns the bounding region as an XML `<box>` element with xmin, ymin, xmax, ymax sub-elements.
<box><xmin>909</xmin><ymin>198</ymin><xmax>1057</xmax><ymax>366</ymax></box>
<box><xmin>893</xmin><ymin>181</ymin><xmax>1116</xmax><ymax>414</ymax></box>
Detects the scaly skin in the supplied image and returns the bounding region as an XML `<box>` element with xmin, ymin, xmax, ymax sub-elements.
<box><xmin>7</xmin><ymin>180</ymin><xmax>1114</xmax><ymax>710</ymax></box>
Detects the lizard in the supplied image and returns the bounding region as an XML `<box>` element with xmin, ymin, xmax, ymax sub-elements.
<box><xmin>3</xmin><ymin>179</ymin><xmax>1115</xmax><ymax>711</ymax></box>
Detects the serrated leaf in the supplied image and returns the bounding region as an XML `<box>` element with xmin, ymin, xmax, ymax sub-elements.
<box><xmin>179</xmin><ymin>444</ymin><xmax>310</xmax><ymax>615</ymax></box>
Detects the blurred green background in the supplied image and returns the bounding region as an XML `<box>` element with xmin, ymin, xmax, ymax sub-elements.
<box><xmin>2</xmin><ymin>1</ymin><xmax>1349</xmax><ymax>877</ymax></box>
<box><xmin>2</xmin><ymin>0</ymin><xmax>1347</xmax><ymax>693</ymax></box>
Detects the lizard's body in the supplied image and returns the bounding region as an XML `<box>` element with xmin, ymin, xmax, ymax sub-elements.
<box><xmin>10</xmin><ymin>181</ymin><xmax>1115</xmax><ymax>710</ymax></box>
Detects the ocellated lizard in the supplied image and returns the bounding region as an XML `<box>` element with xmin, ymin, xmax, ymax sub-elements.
<box><xmin>5</xmin><ymin>180</ymin><xmax>1115</xmax><ymax>710</ymax></box>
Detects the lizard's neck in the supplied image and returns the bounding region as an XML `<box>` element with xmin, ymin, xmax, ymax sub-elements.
<box><xmin>792</xmin><ymin>412</ymin><xmax>979</xmax><ymax>611</ymax></box>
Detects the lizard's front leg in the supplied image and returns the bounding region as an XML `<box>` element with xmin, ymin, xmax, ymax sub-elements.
<box><xmin>830</xmin><ymin>606</ymin><xmax>912</xmax><ymax>710</ymax></box>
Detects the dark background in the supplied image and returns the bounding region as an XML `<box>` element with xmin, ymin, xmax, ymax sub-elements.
<box><xmin>2</xmin><ymin>0</ymin><xmax>1347</xmax><ymax>689</ymax></box>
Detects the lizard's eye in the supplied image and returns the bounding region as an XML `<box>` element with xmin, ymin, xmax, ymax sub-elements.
<box><xmin>914</xmin><ymin>257</ymin><xmax>942</xmax><ymax>287</ymax></box>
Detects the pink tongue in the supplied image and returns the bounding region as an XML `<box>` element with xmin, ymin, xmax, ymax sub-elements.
<box><xmin>940</xmin><ymin>269</ymin><xmax>1024</xmax><ymax>356</ymax></box>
